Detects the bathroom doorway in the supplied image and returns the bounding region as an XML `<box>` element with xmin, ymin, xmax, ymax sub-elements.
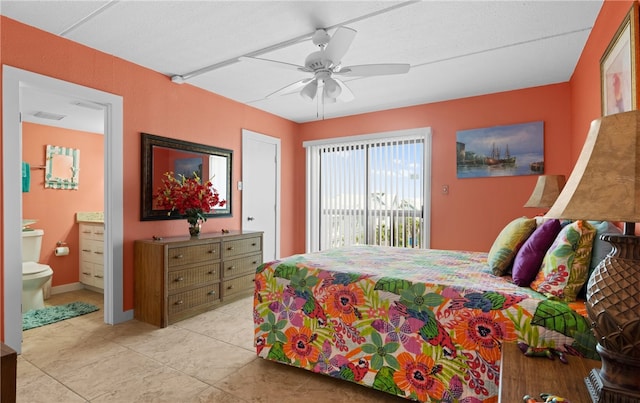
<box><xmin>3</xmin><ymin>66</ymin><xmax>128</xmax><ymax>353</ymax></box>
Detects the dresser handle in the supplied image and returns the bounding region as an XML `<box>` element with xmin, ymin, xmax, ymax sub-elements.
<box><xmin>94</xmin><ymin>251</ymin><xmax>104</xmax><ymax>255</ymax></box>
<box><xmin>208</xmin><ymin>270</ymin><xmax>215</xmax><ymax>275</ymax></box>
<box><xmin>174</xmin><ymin>254</ymin><xmax>184</xmax><ymax>259</ymax></box>
<box><xmin>208</xmin><ymin>290</ymin><xmax>216</xmax><ymax>296</ymax></box>
<box><xmin>227</xmin><ymin>246</ymin><xmax>234</xmax><ymax>251</ymax></box>
<box><xmin>252</xmin><ymin>261</ymin><xmax>257</xmax><ymax>265</ymax></box>
<box><xmin>208</xmin><ymin>250</ymin><xmax>216</xmax><ymax>254</ymax></box>
<box><xmin>174</xmin><ymin>300</ymin><xmax>184</xmax><ymax>305</ymax></box>
<box><xmin>251</xmin><ymin>243</ymin><xmax>256</xmax><ymax>246</ymax></box>
<box><xmin>95</xmin><ymin>275</ymin><xmax>103</xmax><ymax>278</ymax></box>
<box><xmin>82</xmin><ymin>271</ymin><xmax>91</xmax><ymax>275</ymax></box>
<box><xmin>82</xmin><ymin>249</ymin><xmax>92</xmax><ymax>252</ymax></box>
<box><xmin>227</xmin><ymin>285</ymin><xmax>234</xmax><ymax>290</ymax></box>
<box><xmin>227</xmin><ymin>266</ymin><xmax>235</xmax><ymax>270</ymax></box>
<box><xmin>174</xmin><ymin>276</ymin><xmax>184</xmax><ymax>282</ymax></box>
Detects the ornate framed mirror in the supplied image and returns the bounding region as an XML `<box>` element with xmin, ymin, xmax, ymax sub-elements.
<box><xmin>140</xmin><ymin>133</ymin><xmax>232</xmax><ymax>220</ymax></box>
<box><xmin>45</xmin><ymin>145</ymin><xmax>80</xmax><ymax>190</ymax></box>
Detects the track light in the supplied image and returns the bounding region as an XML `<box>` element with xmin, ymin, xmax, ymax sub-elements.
<box><xmin>301</xmin><ymin>80</ymin><xmax>318</xmax><ymax>101</ymax></box>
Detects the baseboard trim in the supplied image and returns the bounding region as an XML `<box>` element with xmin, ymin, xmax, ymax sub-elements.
<box><xmin>49</xmin><ymin>282</ymin><xmax>84</xmax><ymax>296</ymax></box>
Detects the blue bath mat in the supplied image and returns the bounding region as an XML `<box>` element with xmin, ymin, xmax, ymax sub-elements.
<box><xmin>22</xmin><ymin>301</ymin><xmax>99</xmax><ymax>330</ymax></box>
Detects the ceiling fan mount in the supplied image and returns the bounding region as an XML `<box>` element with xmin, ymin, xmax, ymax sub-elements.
<box><xmin>240</xmin><ymin>26</ymin><xmax>410</xmax><ymax>103</ymax></box>
<box><xmin>311</xmin><ymin>29</ymin><xmax>331</xmax><ymax>47</ymax></box>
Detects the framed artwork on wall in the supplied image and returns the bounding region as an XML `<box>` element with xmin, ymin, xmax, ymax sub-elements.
<box><xmin>601</xmin><ymin>3</ymin><xmax>640</xmax><ymax>116</ymax></box>
<box><xmin>456</xmin><ymin>121</ymin><xmax>544</xmax><ymax>179</ymax></box>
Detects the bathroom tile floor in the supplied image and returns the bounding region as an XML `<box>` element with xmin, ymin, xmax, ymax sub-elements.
<box><xmin>16</xmin><ymin>289</ymin><xmax>407</xmax><ymax>402</ymax></box>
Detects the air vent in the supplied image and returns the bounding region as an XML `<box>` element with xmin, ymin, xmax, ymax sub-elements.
<box><xmin>71</xmin><ymin>101</ymin><xmax>103</xmax><ymax>110</ymax></box>
<box><xmin>33</xmin><ymin>111</ymin><xmax>66</xmax><ymax>120</ymax></box>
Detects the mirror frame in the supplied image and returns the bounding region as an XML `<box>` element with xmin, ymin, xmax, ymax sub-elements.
<box><xmin>45</xmin><ymin>144</ymin><xmax>80</xmax><ymax>190</ymax></box>
<box><xmin>141</xmin><ymin>133</ymin><xmax>232</xmax><ymax>220</ymax></box>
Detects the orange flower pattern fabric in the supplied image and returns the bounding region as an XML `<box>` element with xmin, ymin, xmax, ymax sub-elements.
<box><xmin>254</xmin><ymin>246</ymin><xmax>597</xmax><ymax>402</ymax></box>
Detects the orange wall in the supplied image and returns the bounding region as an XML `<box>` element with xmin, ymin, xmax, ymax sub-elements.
<box><xmin>298</xmin><ymin>84</ymin><xmax>573</xmax><ymax>252</ymax></box>
<box><xmin>570</xmin><ymin>0</ymin><xmax>634</xmax><ymax>160</ymax></box>
<box><xmin>0</xmin><ymin>0</ymin><xmax>627</xmax><ymax>339</ymax></box>
<box><xmin>22</xmin><ymin>123</ymin><xmax>104</xmax><ymax>286</ymax></box>
<box><xmin>0</xmin><ymin>16</ymin><xmax>300</xmax><ymax>338</ymax></box>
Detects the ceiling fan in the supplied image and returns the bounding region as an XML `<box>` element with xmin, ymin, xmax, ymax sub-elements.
<box><xmin>240</xmin><ymin>26</ymin><xmax>410</xmax><ymax>103</ymax></box>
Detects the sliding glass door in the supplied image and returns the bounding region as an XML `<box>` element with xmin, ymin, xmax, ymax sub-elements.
<box><xmin>305</xmin><ymin>128</ymin><xmax>431</xmax><ymax>252</ymax></box>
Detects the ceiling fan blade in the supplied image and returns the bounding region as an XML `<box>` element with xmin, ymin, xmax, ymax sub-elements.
<box><xmin>239</xmin><ymin>56</ymin><xmax>310</xmax><ymax>73</ymax></box>
<box><xmin>335</xmin><ymin>78</ymin><xmax>354</xmax><ymax>102</ymax></box>
<box><xmin>337</xmin><ymin>63</ymin><xmax>410</xmax><ymax>77</ymax></box>
<box><xmin>265</xmin><ymin>78</ymin><xmax>313</xmax><ymax>98</ymax></box>
<box><xmin>324</xmin><ymin>26</ymin><xmax>357</xmax><ymax>64</ymax></box>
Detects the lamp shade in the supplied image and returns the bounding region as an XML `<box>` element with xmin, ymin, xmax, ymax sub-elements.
<box><xmin>546</xmin><ymin>110</ymin><xmax>640</xmax><ymax>222</ymax></box>
<box><xmin>523</xmin><ymin>175</ymin><xmax>566</xmax><ymax>208</ymax></box>
<box><xmin>553</xmin><ymin>111</ymin><xmax>640</xmax><ymax>401</ymax></box>
<box><xmin>300</xmin><ymin>80</ymin><xmax>318</xmax><ymax>101</ymax></box>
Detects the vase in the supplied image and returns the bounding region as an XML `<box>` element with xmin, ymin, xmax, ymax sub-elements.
<box><xmin>188</xmin><ymin>221</ymin><xmax>202</xmax><ymax>238</ymax></box>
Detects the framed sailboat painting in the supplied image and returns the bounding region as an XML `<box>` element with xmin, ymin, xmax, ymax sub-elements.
<box><xmin>456</xmin><ymin>121</ymin><xmax>544</xmax><ymax>178</ymax></box>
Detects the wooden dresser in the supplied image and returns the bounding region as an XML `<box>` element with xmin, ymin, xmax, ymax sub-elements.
<box><xmin>134</xmin><ymin>230</ymin><xmax>262</xmax><ymax>327</ymax></box>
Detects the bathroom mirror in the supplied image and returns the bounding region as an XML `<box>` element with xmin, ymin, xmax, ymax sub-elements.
<box><xmin>45</xmin><ymin>145</ymin><xmax>80</xmax><ymax>190</ymax></box>
<box><xmin>141</xmin><ymin>133</ymin><xmax>232</xmax><ymax>220</ymax></box>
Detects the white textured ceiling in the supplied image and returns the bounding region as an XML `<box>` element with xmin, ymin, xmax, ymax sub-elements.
<box><xmin>1</xmin><ymin>0</ymin><xmax>603</xmax><ymax>129</ymax></box>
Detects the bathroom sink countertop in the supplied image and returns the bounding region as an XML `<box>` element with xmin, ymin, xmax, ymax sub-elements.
<box><xmin>76</xmin><ymin>211</ymin><xmax>104</xmax><ymax>223</ymax></box>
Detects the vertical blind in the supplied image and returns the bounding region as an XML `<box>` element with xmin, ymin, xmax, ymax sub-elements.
<box><xmin>304</xmin><ymin>128</ymin><xmax>431</xmax><ymax>252</ymax></box>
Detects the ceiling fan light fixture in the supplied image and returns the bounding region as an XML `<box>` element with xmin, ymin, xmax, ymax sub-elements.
<box><xmin>324</xmin><ymin>77</ymin><xmax>342</xmax><ymax>99</ymax></box>
<box><xmin>301</xmin><ymin>80</ymin><xmax>318</xmax><ymax>101</ymax></box>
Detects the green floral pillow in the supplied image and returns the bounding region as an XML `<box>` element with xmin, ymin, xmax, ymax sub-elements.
<box><xmin>530</xmin><ymin>220</ymin><xmax>596</xmax><ymax>302</ymax></box>
<box><xmin>487</xmin><ymin>217</ymin><xmax>536</xmax><ymax>276</ymax></box>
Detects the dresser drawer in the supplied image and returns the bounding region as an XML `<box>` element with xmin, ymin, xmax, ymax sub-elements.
<box><xmin>223</xmin><ymin>254</ymin><xmax>262</xmax><ymax>278</ymax></box>
<box><xmin>80</xmin><ymin>239</ymin><xmax>104</xmax><ymax>264</ymax></box>
<box><xmin>222</xmin><ymin>273</ymin><xmax>255</xmax><ymax>298</ymax></box>
<box><xmin>168</xmin><ymin>284</ymin><xmax>220</xmax><ymax>315</ymax></box>
<box><xmin>222</xmin><ymin>236</ymin><xmax>261</xmax><ymax>259</ymax></box>
<box><xmin>79</xmin><ymin>223</ymin><xmax>104</xmax><ymax>241</ymax></box>
<box><xmin>167</xmin><ymin>263</ymin><xmax>220</xmax><ymax>292</ymax></box>
<box><xmin>168</xmin><ymin>243</ymin><xmax>220</xmax><ymax>268</ymax></box>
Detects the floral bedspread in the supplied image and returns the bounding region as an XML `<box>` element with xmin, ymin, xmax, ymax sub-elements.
<box><xmin>253</xmin><ymin>246</ymin><xmax>597</xmax><ymax>402</ymax></box>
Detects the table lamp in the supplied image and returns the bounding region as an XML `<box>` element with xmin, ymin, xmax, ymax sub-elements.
<box><xmin>546</xmin><ymin>111</ymin><xmax>640</xmax><ymax>402</ymax></box>
<box><xmin>524</xmin><ymin>174</ymin><xmax>566</xmax><ymax>208</ymax></box>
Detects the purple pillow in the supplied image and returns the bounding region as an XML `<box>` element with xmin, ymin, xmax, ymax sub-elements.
<box><xmin>512</xmin><ymin>219</ymin><xmax>562</xmax><ymax>286</ymax></box>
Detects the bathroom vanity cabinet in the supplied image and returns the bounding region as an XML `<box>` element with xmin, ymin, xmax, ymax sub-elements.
<box><xmin>78</xmin><ymin>222</ymin><xmax>105</xmax><ymax>291</ymax></box>
<box><xmin>134</xmin><ymin>230</ymin><xmax>262</xmax><ymax>327</ymax></box>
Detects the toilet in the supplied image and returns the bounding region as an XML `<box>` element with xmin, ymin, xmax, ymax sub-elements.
<box><xmin>22</xmin><ymin>229</ymin><xmax>54</xmax><ymax>313</ymax></box>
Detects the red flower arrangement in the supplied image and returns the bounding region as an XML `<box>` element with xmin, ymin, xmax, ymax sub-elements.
<box><xmin>154</xmin><ymin>171</ymin><xmax>226</xmax><ymax>226</ymax></box>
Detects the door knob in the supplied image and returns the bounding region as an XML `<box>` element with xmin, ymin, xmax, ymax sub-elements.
<box><xmin>247</xmin><ymin>216</ymin><xmax>255</xmax><ymax>221</ymax></box>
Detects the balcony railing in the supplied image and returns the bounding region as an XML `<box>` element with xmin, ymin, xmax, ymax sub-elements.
<box><xmin>320</xmin><ymin>208</ymin><xmax>423</xmax><ymax>249</ymax></box>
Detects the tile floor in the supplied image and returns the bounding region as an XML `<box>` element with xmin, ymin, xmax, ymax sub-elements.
<box><xmin>16</xmin><ymin>289</ymin><xmax>407</xmax><ymax>402</ymax></box>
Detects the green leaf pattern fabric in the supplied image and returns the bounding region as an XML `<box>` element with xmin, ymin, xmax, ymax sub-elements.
<box><xmin>253</xmin><ymin>245</ymin><xmax>596</xmax><ymax>402</ymax></box>
<box><xmin>487</xmin><ymin>217</ymin><xmax>537</xmax><ymax>276</ymax></box>
<box><xmin>531</xmin><ymin>220</ymin><xmax>595</xmax><ymax>302</ymax></box>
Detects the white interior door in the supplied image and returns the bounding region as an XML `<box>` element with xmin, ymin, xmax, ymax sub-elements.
<box><xmin>242</xmin><ymin>130</ymin><xmax>280</xmax><ymax>262</ymax></box>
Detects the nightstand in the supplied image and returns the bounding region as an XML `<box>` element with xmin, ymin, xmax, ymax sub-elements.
<box><xmin>499</xmin><ymin>342</ymin><xmax>600</xmax><ymax>402</ymax></box>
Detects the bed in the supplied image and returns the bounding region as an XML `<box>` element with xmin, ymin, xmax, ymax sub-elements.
<box><xmin>252</xmin><ymin>242</ymin><xmax>598</xmax><ymax>402</ymax></box>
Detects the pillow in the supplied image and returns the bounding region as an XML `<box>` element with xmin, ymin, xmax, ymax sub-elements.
<box><xmin>488</xmin><ymin>217</ymin><xmax>537</xmax><ymax>276</ymax></box>
<box><xmin>579</xmin><ymin>221</ymin><xmax>623</xmax><ymax>297</ymax></box>
<box><xmin>512</xmin><ymin>219</ymin><xmax>562</xmax><ymax>286</ymax></box>
<box><xmin>530</xmin><ymin>220</ymin><xmax>596</xmax><ymax>302</ymax></box>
